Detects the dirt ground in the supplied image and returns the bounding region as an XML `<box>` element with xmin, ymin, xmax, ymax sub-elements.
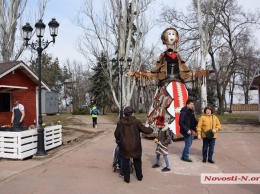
<box><xmin>38</xmin><ymin>113</ymin><xmax>260</xmax><ymax>162</ymax></box>
<box><xmin>220</xmin><ymin>123</ymin><xmax>260</xmax><ymax>132</ymax></box>
<box><xmin>43</xmin><ymin>114</ymin><xmax>260</xmax><ymax>130</ymax></box>
<box><xmin>44</xmin><ymin>114</ymin><xmax>260</xmax><ymax>144</ymax></box>
<box><xmin>1</xmin><ymin>114</ymin><xmax>259</xmax><ymax>194</ymax></box>
<box><xmin>1</xmin><ymin>114</ymin><xmax>260</xmax><ymax>194</ymax></box>
<box><xmin>43</xmin><ymin>114</ymin><xmax>87</xmax><ymax>126</ymax></box>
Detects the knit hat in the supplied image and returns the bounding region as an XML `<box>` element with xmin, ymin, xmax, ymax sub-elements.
<box><xmin>156</xmin><ymin>116</ymin><xmax>165</xmax><ymax>126</ymax></box>
<box><xmin>124</xmin><ymin>106</ymin><xmax>135</xmax><ymax>116</ymax></box>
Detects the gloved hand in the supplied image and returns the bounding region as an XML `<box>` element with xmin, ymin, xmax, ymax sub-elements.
<box><xmin>19</xmin><ymin>122</ymin><xmax>22</xmax><ymax>127</ymax></box>
<box><xmin>153</xmin><ymin>138</ymin><xmax>158</xmax><ymax>143</ymax></box>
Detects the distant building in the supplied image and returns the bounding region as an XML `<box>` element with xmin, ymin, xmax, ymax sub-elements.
<box><xmin>0</xmin><ymin>61</ymin><xmax>58</xmax><ymax>126</ymax></box>
<box><xmin>249</xmin><ymin>68</ymin><xmax>260</xmax><ymax>122</ymax></box>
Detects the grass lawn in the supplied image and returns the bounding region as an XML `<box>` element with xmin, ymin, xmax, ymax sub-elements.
<box><xmin>217</xmin><ymin>112</ymin><xmax>259</xmax><ymax>124</ymax></box>
<box><xmin>107</xmin><ymin>111</ymin><xmax>259</xmax><ymax>122</ymax></box>
<box><xmin>51</xmin><ymin>111</ymin><xmax>259</xmax><ymax>125</ymax></box>
<box><xmin>105</xmin><ymin>112</ymin><xmax>149</xmax><ymax>123</ymax></box>
<box><xmin>42</xmin><ymin>113</ymin><xmax>75</xmax><ymax>126</ymax></box>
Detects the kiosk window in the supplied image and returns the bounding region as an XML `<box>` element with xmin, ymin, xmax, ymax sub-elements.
<box><xmin>0</xmin><ymin>93</ymin><xmax>11</xmax><ymax>112</ymax></box>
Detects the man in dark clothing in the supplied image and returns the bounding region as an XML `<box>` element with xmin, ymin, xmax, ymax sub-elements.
<box><xmin>114</xmin><ymin>106</ymin><xmax>153</xmax><ymax>183</ymax></box>
<box><xmin>179</xmin><ymin>99</ymin><xmax>197</xmax><ymax>162</ymax></box>
<box><xmin>11</xmin><ymin>98</ymin><xmax>25</xmax><ymax>128</ymax></box>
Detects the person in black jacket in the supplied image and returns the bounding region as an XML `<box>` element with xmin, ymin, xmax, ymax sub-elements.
<box><xmin>179</xmin><ymin>99</ymin><xmax>198</xmax><ymax>162</ymax></box>
<box><xmin>114</xmin><ymin>106</ymin><xmax>153</xmax><ymax>183</ymax></box>
<box><xmin>11</xmin><ymin>98</ymin><xmax>25</xmax><ymax>128</ymax></box>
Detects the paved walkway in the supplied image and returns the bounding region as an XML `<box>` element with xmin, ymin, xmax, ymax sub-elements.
<box><xmin>0</xmin><ymin>115</ymin><xmax>260</xmax><ymax>194</ymax></box>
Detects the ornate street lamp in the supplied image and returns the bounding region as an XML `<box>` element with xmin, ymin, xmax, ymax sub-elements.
<box><xmin>229</xmin><ymin>91</ymin><xmax>232</xmax><ymax>113</ymax></box>
<box><xmin>22</xmin><ymin>18</ymin><xmax>59</xmax><ymax>156</ymax></box>
<box><xmin>112</xmin><ymin>57</ymin><xmax>132</xmax><ymax>120</ymax></box>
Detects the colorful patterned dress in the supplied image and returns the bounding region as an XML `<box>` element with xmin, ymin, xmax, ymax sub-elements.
<box><xmin>146</xmin><ymin>51</ymin><xmax>189</xmax><ymax>136</ymax></box>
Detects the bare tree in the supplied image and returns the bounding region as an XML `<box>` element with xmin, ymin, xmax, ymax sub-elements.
<box><xmin>209</xmin><ymin>0</ymin><xmax>260</xmax><ymax>113</ymax></box>
<box><xmin>195</xmin><ymin>0</ymin><xmax>213</xmax><ymax>110</ymax></box>
<box><xmin>159</xmin><ymin>0</ymin><xmax>260</xmax><ymax>114</ymax></box>
<box><xmin>0</xmin><ymin>0</ymin><xmax>47</xmax><ymax>62</ymax></box>
<box><xmin>131</xmin><ymin>45</ymin><xmax>158</xmax><ymax>113</ymax></box>
<box><xmin>64</xmin><ymin>60</ymin><xmax>92</xmax><ymax>109</ymax></box>
<box><xmin>236</xmin><ymin>43</ymin><xmax>260</xmax><ymax>104</ymax></box>
<box><xmin>75</xmin><ymin>0</ymin><xmax>155</xmax><ymax>112</ymax></box>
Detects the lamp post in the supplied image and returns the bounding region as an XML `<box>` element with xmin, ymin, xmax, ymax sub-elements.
<box><xmin>229</xmin><ymin>91</ymin><xmax>232</xmax><ymax>113</ymax></box>
<box><xmin>112</xmin><ymin>57</ymin><xmax>132</xmax><ymax>120</ymax></box>
<box><xmin>22</xmin><ymin>18</ymin><xmax>59</xmax><ymax>156</ymax></box>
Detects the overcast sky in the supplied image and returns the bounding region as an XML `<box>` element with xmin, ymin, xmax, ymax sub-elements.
<box><xmin>20</xmin><ymin>0</ymin><xmax>259</xmax><ymax>104</ymax></box>
<box><xmin>21</xmin><ymin>0</ymin><xmax>260</xmax><ymax>68</ymax></box>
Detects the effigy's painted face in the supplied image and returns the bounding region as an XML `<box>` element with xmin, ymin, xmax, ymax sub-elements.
<box><xmin>161</xmin><ymin>28</ymin><xmax>179</xmax><ymax>52</ymax></box>
<box><xmin>165</xmin><ymin>29</ymin><xmax>178</xmax><ymax>45</ymax></box>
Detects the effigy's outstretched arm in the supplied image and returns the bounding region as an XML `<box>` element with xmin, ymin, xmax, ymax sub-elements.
<box><xmin>126</xmin><ymin>69</ymin><xmax>212</xmax><ymax>81</ymax></box>
<box><xmin>126</xmin><ymin>52</ymin><xmax>213</xmax><ymax>85</ymax></box>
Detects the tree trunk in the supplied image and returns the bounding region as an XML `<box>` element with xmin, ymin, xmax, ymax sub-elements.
<box><xmin>196</xmin><ymin>0</ymin><xmax>212</xmax><ymax>111</ymax></box>
<box><xmin>76</xmin><ymin>0</ymin><xmax>154</xmax><ymax>112</ymax></box>
<box><xmin>0</xmin><ymin>0</ymin><xmax>47</xmax><ymax>62</ymax></box>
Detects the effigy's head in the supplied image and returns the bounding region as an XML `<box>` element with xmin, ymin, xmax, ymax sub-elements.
<box><xmin>161</xmin><ymin>27</ymin><xmax>179</xmax><ymax>50</ymax></box>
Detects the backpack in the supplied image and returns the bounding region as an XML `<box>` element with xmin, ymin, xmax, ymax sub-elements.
<box><xmin>92</xmin><ymin>108</ymin><xmax>98</xmax><ymax>115</ymax></box>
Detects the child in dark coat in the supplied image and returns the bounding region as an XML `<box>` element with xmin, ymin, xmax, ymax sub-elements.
<box><xmin>152</xmin><ymin>116</ymin><xmax>172</xmax><ymax>172</ymax></box>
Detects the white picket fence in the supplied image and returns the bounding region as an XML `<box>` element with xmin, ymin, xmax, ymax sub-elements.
<box><xmin>44</xmin><ymin>125</ymin><xmax>62</xmax><ymax>150</ymax></box>
<box><xmin>0</xmin><ymin>125</ymin><xmax>62</xmax><ymax>159</ymax></box>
